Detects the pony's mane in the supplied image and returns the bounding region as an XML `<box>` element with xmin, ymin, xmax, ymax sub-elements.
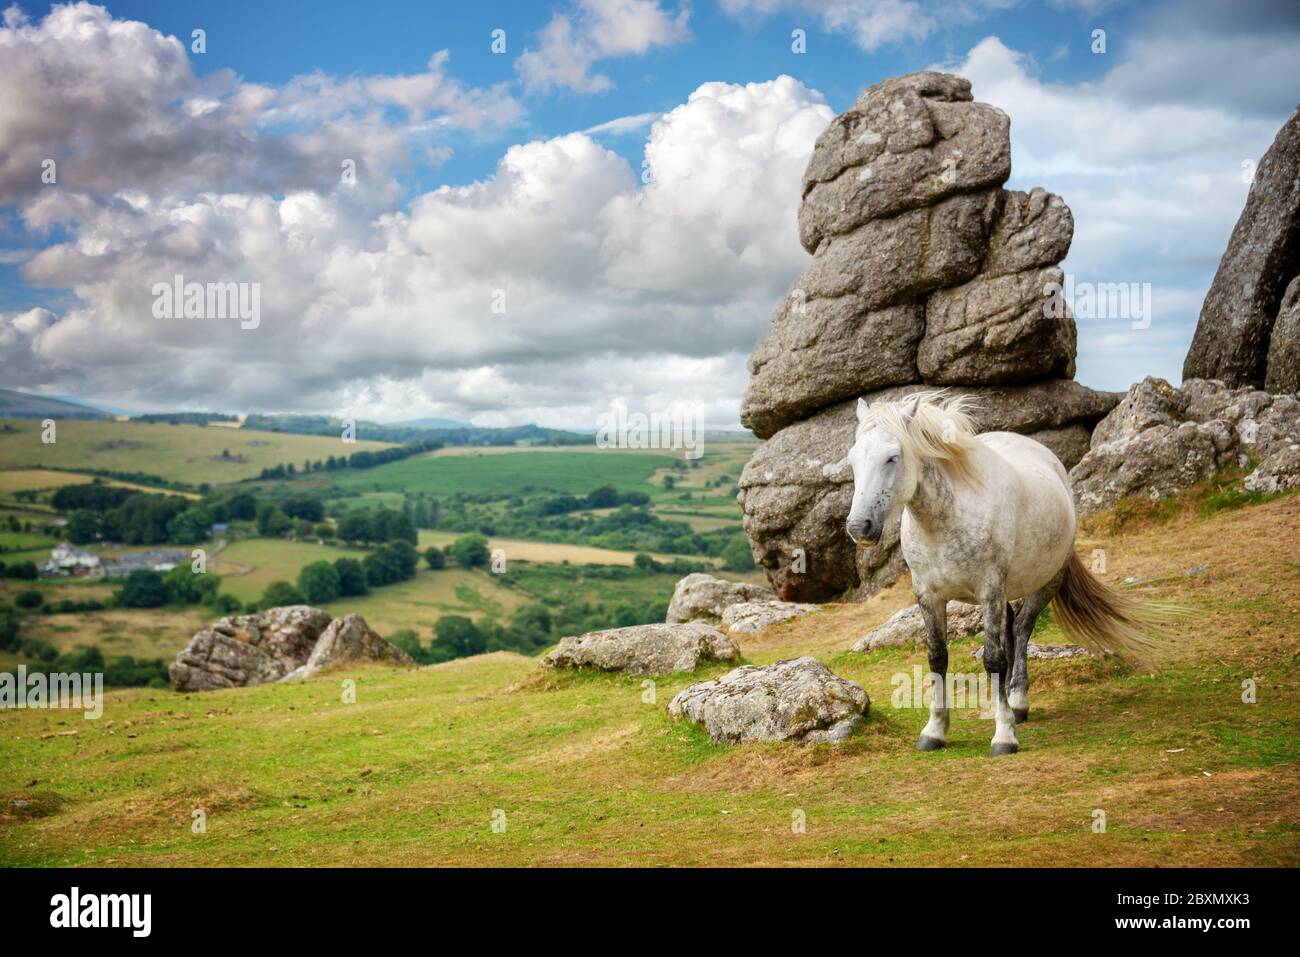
<box><xmin>861</xmin><ymin>391</ymin><xmax>983</xmax><ymax>486</ymax></box>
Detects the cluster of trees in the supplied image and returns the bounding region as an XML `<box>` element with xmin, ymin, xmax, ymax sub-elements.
<box><xmin>0</xmin><ymin>560</ymin><xmax>39</xmax><ymax>580</ymax></box>
<box><xmin>0</xmin><ymin>639</ymin><xmax>169</xmax><ymax>688</ymax></box>
<box><xmin>115</xmin><ymin>565</ymin><xmax>225</xmax><ymax>609</ymax></box>
<box><xmin>256</xmin><ymin>439</ymin><xmax>443</xmax><ymax>480</ymax></box>
<box><xmin>535</xmin><ymin>484</ymin><xmax>650</xmax><ymax>516</ymax></box>
<box><xmin>55</xmin><ymin>484</ymin><xmax>264</xmax><ymax>547</ymax></box>
<box><xmin>335</xmin><ymin>508</ymin><xmax>417</xmax><ymax>546</ymax></box>
<box><xmin>265</xmin><ymin>541</ymin><xmax>420</xmax><ymax>607</ymax></box>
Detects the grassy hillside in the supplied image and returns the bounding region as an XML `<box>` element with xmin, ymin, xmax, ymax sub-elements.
<box><xmin>0</xmin><ymin>388</ymin><xmax>109</xmax><ymax>420</ymax></box>
<box><xmin>0</xmin><ymin>419</ymin><xmax>394</xmax><ymax>484</ymax></box>
<box><xmin>332</xmin><ymin>448</ymin><xmax>677</xmax><ymax>497</ymax></box>
<box><xmin>2</xmin><ymin>486</ymin><xmax>1296</xmax><ymax>866</ymax></box>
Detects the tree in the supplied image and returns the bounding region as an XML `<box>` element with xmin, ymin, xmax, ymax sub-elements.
<box><xmin>67</xmin><ymin>509</ymin><xmax>100</xmax><ymax>545</ymax></box>
<box><xmin>448</xmin><ymin>533</ymin><xmax>490</xmax><ymax>569</ymax></box>
<box><xmin>256</xmin><ymin>502</ymin><xmax>292</xmax><ymax>537</ymax></box>
<box><xmin>261</xmin><ymin>580</ymin><xmax>306</xmax><ymax>608</ymax></box>
<box><xmin>423</xmin><ymin>546</ymin><xmax>447</xmax><ymax>570</ymax></box>
<box><xmin>282</xmin><ymin>496</ymin><xmax>325</xmax><ymax>522</ymax></box>
<box><xmin>163</xmin><ymin>565</ymin><xmax>219</xmax><ymax>604</ymax></box>
<box><xmin>433</xmin><ymin>615</ymin><xmax>486</xmax><ymax>659</ymax></box>
<box><xmin>298</xmin><ymin>561</ymin><xmax>341</xmax><ymax>603</ymax></box>
<box><xmin>585</xmin><ymin>485</ymin><xmax>620</xmax><ymax>508</ymax></box>
<box><xmin>337</xmin><ymin>512</ymin><xmax>372</xmax><ymax>544</ymax></box>
<box><xmin>720</xmin><ymin>537</ymin><xmax>757</xmax><ymax>572</ymax></box>
<box><xmin>116</xmin><ymin>569</ymin><xmax>169</xmax><ymax>608</ymax></box>
<box><xmin>333</xmin><ymin>558</ymin><xmax>369</xmax><ymax>597</ymax></box>
<box><xmin>0</xmin><ymin>605</ymin><xmax>19</xmax><ymax>651</ymax></box>
<box><xmin>363</xmin><ymin>541</ymin><xmax>418</xmax><ymax>587</ymax></box>
<box><xmin>14</xmin><ymin>590</ymin><xmax>43</xmax><ymax>609</ymax></box>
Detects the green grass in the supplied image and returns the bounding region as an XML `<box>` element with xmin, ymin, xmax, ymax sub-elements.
<box><xmin>0</xmin><ymin>419</ymin><xmax>394</xmax><ymax>485</ymax></box>
<box><xmin>2</xmin><ymin>447</ymin><xmax>1296</xmax><ymax>867</ymax></box>
<box><xmin>213</xmin><ymin>538</ymin><xmax>374</xmax><ymax>603</ymax></box>
<box><xmin>332</xmin><ymin>448</ymin><xmax>677</xmax><ymax>497</ymax></box>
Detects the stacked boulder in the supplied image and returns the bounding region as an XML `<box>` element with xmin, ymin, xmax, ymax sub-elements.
<box><xmin>739</xmin><ymin>72</ymin><xmax>1120</xmax><ymax>602</ymax></box>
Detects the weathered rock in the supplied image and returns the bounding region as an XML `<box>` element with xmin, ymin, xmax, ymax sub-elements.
<box><xmin>1265</xmin><ymin>276</ymin><xmax>1300</xmax><ymax>394</ymax></box>
<box><xmin>981</xmin><ymin>188</ymin><xmax>1075</xmax><ymax>278</ymax></box>
<box><xmin>1070</xmin><ymin>376</ymin><xmax>1300</xmax><ymax>513</ymax></box>
<box><xmin>665</xmin><ymin>573</ymin><xmax>774</xmax><ymax>624</ymax></box>
<box><xmin>742</xmin><ymin>301</ymin><xmax>922</xmax><ymax>439</ymax></box>
<box><xmin>919</xmin><ymin>265</ymin><xmax>1076</xmax><ymax>385</ymax></box>
<box><xmin>1184</xmin><ymin>108</ymin><xmax>1300</xmax><ymax>388</ymax></box>
<box><xmin>739</xmin><ymin>381</ymin><xmax>1120</xmax><ymax>601</ymax></box>
<box><xmin>169</xmin><ymin>606</ymin><xmax>333</xmax><ymax>692</ymax></box>
<box><xmin>738</xmin><ymin>70</ymin><xmax>1112</xmax><ymax>602</ymax></box>
<box><xmin>1244</xmin><ymin>442</ymin><xmax>1300</xmax><ymax>494</ymax></box>
<box><xmin>798</xmin><ymin>72</ymin><xmax>1010</xmax><ymax>253</ymax></box>
<box><xmin>974</xmin><ymin>643</ymin><xmax>1090</xmax><ymax>661</ymax></box>
<box><xmin>667</xmin><ymin>657</ymin><xmax>870</xmax><ymax>744</ymax></box>
<box><xmin>720</xmin><ymin>600</ymin><xmax>821</xmax><ymax>635</ymax></box>
<box><xmin>851</xmin><ymin>601</ymin><xmax>983</xmax><ymax>651</ymax></box>
<box><xmin>540</xmin><ymin>621</ymin><xmax>739</xmax><ymax>676</ymax></box>
<box><xmin>282</xmin><ymin>613</ymin><xmax>413</xmax><ymax>681</ymax></box>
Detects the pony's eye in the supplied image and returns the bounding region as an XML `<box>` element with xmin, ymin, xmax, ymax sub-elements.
<box><xmin>886</xmin><ymin>454</ymin><xmax>900</xmax><ymax>464</ymax></box>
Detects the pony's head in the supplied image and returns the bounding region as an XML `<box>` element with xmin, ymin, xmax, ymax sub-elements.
<box><xmin>844</xmin><ymin>391</ymin><xmax>981</xmax><ymax>546</ymax></box>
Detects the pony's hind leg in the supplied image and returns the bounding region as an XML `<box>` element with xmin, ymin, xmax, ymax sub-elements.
<box><xmin>981</xmin><ymin>582</ymin><xmax>1018</xmax><ymax>756</ymax></box>
<box><xmin>1008</xmin><ymin>567</ymin><xmax>1067</xmax><ymax>724</ymax></box>
<box><xmin>916</xmin><ymin>594</ymin><xmax>949</xmax><ymax>751</ymax></box>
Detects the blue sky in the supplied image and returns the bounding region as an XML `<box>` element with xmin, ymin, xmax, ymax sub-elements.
<box><xmin>2</xmin><ymin>1</ymin><xmax>1298</xmax><ymax>426</ymax></box>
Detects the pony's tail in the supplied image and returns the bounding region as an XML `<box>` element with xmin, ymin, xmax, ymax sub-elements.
<box><xmin>1051</xmin><ymin>551</ymin><xmax>1176</xmax><ymax>670</ymax></box>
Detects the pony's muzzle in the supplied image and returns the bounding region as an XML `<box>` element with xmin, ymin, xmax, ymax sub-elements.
<box><xmin>847</xmin><ymin>518</ymin><xmax>878</xmax><ymax>547</ymax></box>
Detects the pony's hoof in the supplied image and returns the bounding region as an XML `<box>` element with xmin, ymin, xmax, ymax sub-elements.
<box><xmin>916</xmin><ymin>735</ymin><xmax>946</xmax><ymax>752</ymax></box>
<box><xmin>990</xmin><ymin>741</ymin><xmax>1019</xmax><ymax>757</ymax></box>
<box><xmin>1012</xmin><ymin>707</ymin><xmax>1029</xmax><ymax>724</ymax></box>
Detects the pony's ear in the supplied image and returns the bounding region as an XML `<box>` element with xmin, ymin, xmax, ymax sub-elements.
<box><xmin>900</xmin><ymin>394</ymin><xmax>922</xmax><ymax>422</ymax></box>
<box><xmin>856</xmin><ymin>397</ymin><xmax>871</xmax><ymax>424</ymax></box>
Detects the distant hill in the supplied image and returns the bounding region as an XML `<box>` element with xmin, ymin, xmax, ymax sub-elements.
<box><xmin>0</xmin><ymin>388</ymin><xmax>111</xmax><ymax>420</ymax></box>
<box><xmin>242</xmin><ymin>413</ymin><xmax>592</xmax><ymax>447</ymax></box>
<box><xmin>386</xmin><ymin>416</ymin><xmax>472</xmax><ymax>430</ymax></box>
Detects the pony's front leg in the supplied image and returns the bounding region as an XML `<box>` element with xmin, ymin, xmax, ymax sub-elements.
<box><xmin>981</xmin><ymin>585</ymin><xmax>1019</xmax><ymax>756</ymax></box>
<box><xmin>916</xmin><ymin>594</ymin><xmax>949</xmax><ymax>751</ymax></box>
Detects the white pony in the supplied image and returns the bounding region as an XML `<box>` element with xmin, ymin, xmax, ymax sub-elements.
<box><xmin>844</xmin><ymin>392</ymin><xmax>1162</xmax><ymax>755</ymax></box>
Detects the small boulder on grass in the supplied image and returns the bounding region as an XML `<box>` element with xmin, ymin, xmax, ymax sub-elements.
<box><xmin>666</xmin><ymin>573</ymin><xmax>774</xmax><ymax>624</ymax></box>
<box><xmin>721</xmin><ymin>600</ymin><xmax>821</xmax><ymax>635</ymax></box>
<box><xmin>667</xmin><ymin>656</ymin><xmax>869</xmax><ymax>744</ymax></box>
<box><xmin>540</xmin><ymin>621</ymin><xmax>739</xmax><ymax>676</ymax></box>
<box><xmin>851</xmin><ymin>601</ymin><xmax>983</xmax><ymax>652</ymax></box>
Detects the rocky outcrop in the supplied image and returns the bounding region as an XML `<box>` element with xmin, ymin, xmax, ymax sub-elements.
<box><xmin>282</xmin><ymin>614</ymin><xmax>413</xmax><ymax>681</ymax></box>
<box><xmin>667</xmin><ymin>657</ymin><xmax>869</xmax><ymax>744</ymax></box>
<box><xmin>665</xmin><ymin>573</ymin><xmax>774</xmax><ymax>625</ymax></box>
<box><xmin>720</xmin><ymin>600</ymin><xmax>821</xmax><ymax>635</ymax></box>
<box><xmin>1070</xmin><ymin>376</ymin><xmax>1300</xmax><ymax>514</ymax></box>
<box><xmin>540</xmin><ymin>622</ymin><xmax>739</xmax><ymax>676</ymax></box>
<box><xmin>741</xmin><ymin>380</ymin><xmax>1119</xmax><ymax>601</ymax></box>
<box><xmin>169</xmin><ymin>606</ymin><xmax>409</xmax><ymax>692</ymax></box>
<box><xmin>1184</xmin><ymin>108</ymin><xmax>1300</xmax><ymax>390</ymax></box>
<box><xmin>737</xmin><ymin>71</ymin><xmax>1119</xmax><ymax>602</ymax></box>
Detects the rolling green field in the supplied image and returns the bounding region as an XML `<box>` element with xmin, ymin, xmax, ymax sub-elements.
<box><xmin>0</xmin><ymin>419</ymin><xmax>393</xmax><ymax>484</ymax></box>
<box><xmin>2</xmin><ymin>490</ymin><xmax>1296</xmax><ymax>866</ymax></box>
<box><xmin>332</xmin><ymin>448</ymin><xmax>678</xmax><ymax>497</ymax></box>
